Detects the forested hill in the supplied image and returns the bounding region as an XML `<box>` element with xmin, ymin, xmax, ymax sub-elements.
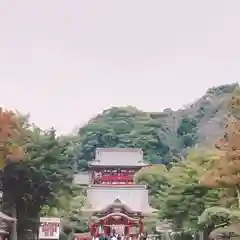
<box><xmin>74</xmin><ymin>83</ymin><xmax>238</xmax><ymax>168</ymax></box>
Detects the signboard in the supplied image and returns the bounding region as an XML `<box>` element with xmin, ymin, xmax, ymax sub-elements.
<box><xmin>110</xmin><ymin>225</ymin><xmax>125</xmax><ymax>235</ymax></box>
<box><xmin>74</xmin><ymin>233</ymin><xmax>91</xmax><ymax>240</ymax></box>
<box><xmin>39</xmin><ymin>217</ymin><xmax>61</xmax><ymax>239</ymax></box>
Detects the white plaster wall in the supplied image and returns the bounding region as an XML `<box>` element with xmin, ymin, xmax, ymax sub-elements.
<box><xmin>87</xmin><ymin>187</ymin><xmax>149</xmax><ymax>211</ymax></box>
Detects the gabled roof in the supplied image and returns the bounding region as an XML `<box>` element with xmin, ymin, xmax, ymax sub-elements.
<box><xmin>99</xmin><ymin>212</ymin><xmax>139</xmax><ymax>222</ymax></box>
<box><xmin>90</xmin><ymin>148</ymin><xmax>149</xmax><ymax>167</ymax></box>
<box><xmin>82</xmin><ymin>184</ymin><xmax>157</xmax><ymax>215</ymax></box>
<box><xmin>98</xmin><ymin>197</ymin><xmax>135</xmax><ymax>213</ymax></box>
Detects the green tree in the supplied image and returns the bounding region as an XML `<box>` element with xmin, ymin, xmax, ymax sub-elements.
<box><xmin>41</xmin><ymin>188</ymin><xmax>89</xmax><ymax>235</ymax></box>
<box><xmin>62</xmin><ymin>194</ymin><xmax>89</xmax><ymax>234</ymax></box>
<box><xmin>177</xmin><ymin>117</ymin><xmax>197</xmax><ymax>136</ymax></box>
<box><xmin>159</xmin><ymin>151</ymin><xmax>221</xmax><ymax>231</ymax></box>
<box><xmin>2</xmin><ymin>128</ymin><xmax>74</xmax><ymax>240</ymax></box>
<box><xmin>135</xmin><ymin>165</ymin><xmax>169</xmax><ymax>209</ymax></box>
<box><xmin>75</xmin><ymin>107</ymin><xmax>169</xmax><ymax>167</ymax></box>
<box><xmin>177</xmin><ymin>117</ymin><xmax>198</xmax><ymax>148</ymax></box>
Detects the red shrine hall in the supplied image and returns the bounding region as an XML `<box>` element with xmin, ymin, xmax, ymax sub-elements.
<box><xmin>82</xmin><ymin>148</ymin><xmax>156</xmax><ymax>237</ymax></box>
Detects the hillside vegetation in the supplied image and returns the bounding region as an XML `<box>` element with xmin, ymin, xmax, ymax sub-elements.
<box><xmin>74</xmin><ymin>83</ymin><xmax>237</xmax><ymax>168</ymax></box>
<box><xmin>134</xmin><ymin>85</ymin><xmax>240</xmax><ymax>237</ymax></box>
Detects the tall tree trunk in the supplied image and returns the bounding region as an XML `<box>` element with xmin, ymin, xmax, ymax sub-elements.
<box><xmin>10</xmin><ymin>206</ymin><xmax>17</xmax><ymax>240</ymax></box>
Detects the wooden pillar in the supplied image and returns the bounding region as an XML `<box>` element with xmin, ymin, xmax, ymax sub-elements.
<box><xmin>124</xmin><ymin>225</ymin><xmax>129</xmax><ymax>236</ymax></box>
<box><xmin>90</xmin><ymin>223</ymin><xmax>95</xmax><ymax>236</ymax></box>
<box><xmin>106</xmin><ymin>226</ymin><xmax>110</xmax><ymax>236</ymax></box>
<box><xmin>10</xmin><ymin>207</ymin><xmax>17</xmax><ymax>240</ymax></box>
<box><xmin>96</xmin><ymin>223</ymin><xmax>100</xmax><ymax>237</ymax></box>
<box><xmin>104</xmin><ymin>220</ymin><xmax>108</xmax><ymax>235</ymax></box>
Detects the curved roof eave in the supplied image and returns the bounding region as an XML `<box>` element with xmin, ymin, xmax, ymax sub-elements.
<box><xmin>99</xmin><ymin>212</ymin><xmax>139</xmax><ymax>222</ymax></box>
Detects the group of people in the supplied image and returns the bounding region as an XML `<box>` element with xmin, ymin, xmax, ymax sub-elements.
<box><xmin>95</xmin><ymin>232</ymin><xmax>148</xmax><ymax>240</ymax></box>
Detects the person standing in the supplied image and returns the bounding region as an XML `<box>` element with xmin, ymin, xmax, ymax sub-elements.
<box><xmin>99</xmin><ymin>234</ymin><xmax>105</xmax><ymax>240</ymax></box>
<box><xmin>111</xmin><ymin>235</ymin><xmax>117</xmax><ymax>240</ymax></box>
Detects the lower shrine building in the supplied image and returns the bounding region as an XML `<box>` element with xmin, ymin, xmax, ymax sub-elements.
<box><xmin>80</xmin><ymin>148</ymin><xmax>156</xmax><ymax>237</ymax></box>
<box><xmin>0</xmin><ymin>212</ymin><xmax>16</xmax><ymax>240</ymax></box>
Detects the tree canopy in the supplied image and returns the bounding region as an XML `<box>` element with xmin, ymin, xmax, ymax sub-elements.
<box><xmin>0</xmin><ymin>121</ymin><xmax>75</xmax><ymax>239</ymax></box>
<box><xmin>74</xmin><ymin>107</ymin><xmax>203</xmax><ymax>170</ymax></box>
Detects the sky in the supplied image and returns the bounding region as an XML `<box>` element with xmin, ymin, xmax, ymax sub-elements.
<box><xmin>0</xmin><ymin>0</ymin><xmax>240</xmax><ymax>134</ymax></box>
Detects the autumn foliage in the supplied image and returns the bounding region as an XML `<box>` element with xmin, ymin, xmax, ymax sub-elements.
<box><xmin>0</xmin><ymin>108</ymin><xmax>25</xmax><ymax>167</ymax></box>
<box><xmin>201</xmin><ymin>88</ymin><xmax>240</xmax><ymax>187</ymax></box>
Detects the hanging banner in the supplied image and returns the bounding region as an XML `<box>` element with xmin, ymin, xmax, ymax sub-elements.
<box><xmin>39</xmin><ymin>217</ymin><xmax>61</xmax><ymax>239</ymax></box>
<box><xmin>110</xmin><ymin>225</ymin><xmax>125</xmax><ymax>235</ymax></box>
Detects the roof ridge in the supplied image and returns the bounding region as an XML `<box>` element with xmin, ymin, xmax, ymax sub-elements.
<box><xmin>96</xmin><ymin>148</ymin><xmax>143</xmax><ymax>153</ymax></box>
<box><xmin>88</xmin><ymin>184</ymin><xmax>147</xmax><ymax>189</ymax></box>
<box><xmin>89</xmin><ymin>163</ymin><xmax>149</xmax><ymax>166</ymax></box>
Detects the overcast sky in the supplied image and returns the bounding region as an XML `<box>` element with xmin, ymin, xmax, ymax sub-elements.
<box><xmin>0</xmin><ymin>0</ymin><xmax>239</xmax><ymax>134</ymax></box>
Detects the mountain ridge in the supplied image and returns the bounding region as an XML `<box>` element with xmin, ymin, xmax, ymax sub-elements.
<box><xmin>75</xmin><ymin>83</ymin><xmax>238</xmax><ymax>167</ymax></box>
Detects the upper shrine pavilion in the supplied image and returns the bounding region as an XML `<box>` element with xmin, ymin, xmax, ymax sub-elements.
<box><xmin>78</xmin><ymin>148</ymin><xmax>156</xmax><ymax>238</ymax></box>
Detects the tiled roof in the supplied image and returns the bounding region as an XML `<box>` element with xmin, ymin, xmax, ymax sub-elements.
<box><xmin>90</xmin><ymin>148</ymin><xmax>149</xmax><ymax>166</ymax></box>
<box><xmin>83</xmin><ymin>184</ymin><xmax>156</xmax><ymax>215</ymax></box>
<box><xmin>89</xmin><ymin>162</ymin><xmax>148</xmax><ymax>167</ymax></box>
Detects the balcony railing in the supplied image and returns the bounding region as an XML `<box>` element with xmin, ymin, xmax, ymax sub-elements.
<box><xmin>95</xmin><ymin>175</ymin><xmax>133</xmax><ymax>181</ymax></box>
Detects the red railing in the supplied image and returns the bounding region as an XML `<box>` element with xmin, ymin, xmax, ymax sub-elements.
<box><xmin>99</xmin><ymin>175</ymin><xmax>133</xmax><ymax>181</ymax></box>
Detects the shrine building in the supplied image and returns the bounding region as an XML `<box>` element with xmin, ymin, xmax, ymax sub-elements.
<box><xmin>79</xmin><ymin>148</ymin><xmax>156</xmax><ymax>238</ymax></box>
